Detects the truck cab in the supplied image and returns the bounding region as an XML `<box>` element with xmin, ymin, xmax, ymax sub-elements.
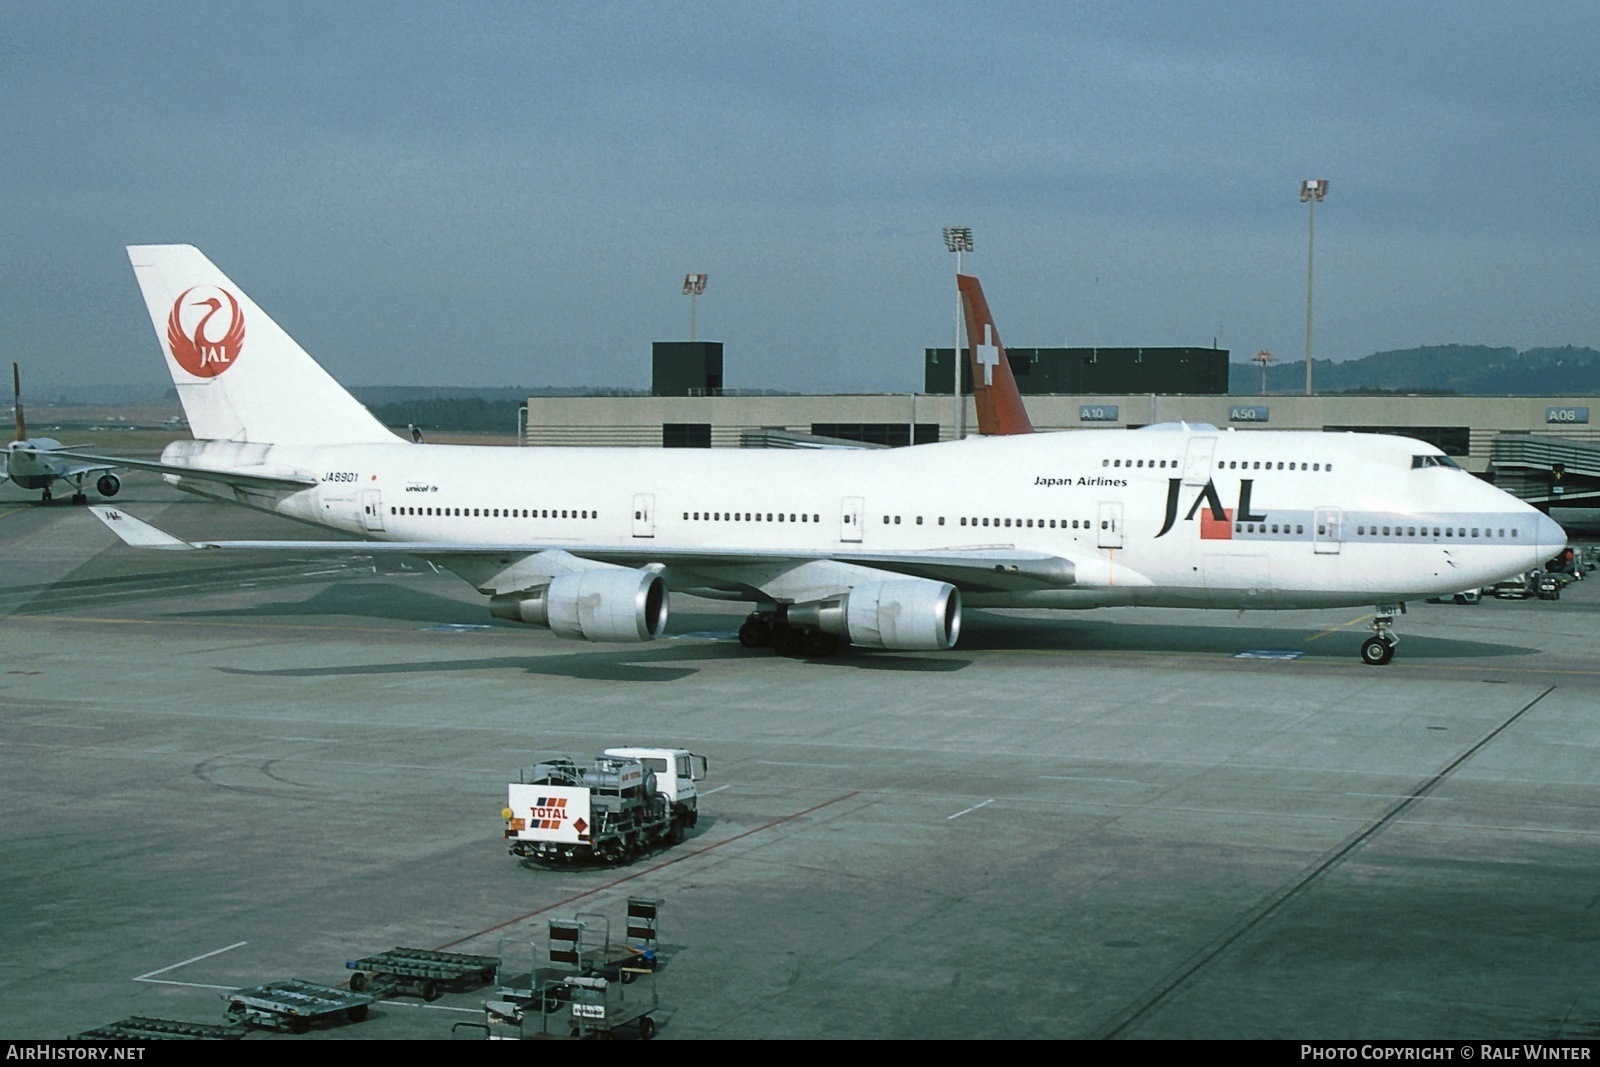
<box><xmin>603</xmin><ymin>747</ymin><xmax>708</xmax><ymax>817</ymax></box>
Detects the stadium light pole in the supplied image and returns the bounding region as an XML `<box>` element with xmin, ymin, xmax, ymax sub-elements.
<box><xmin>683</xmin><ymin>273</ymin><xmax>708</xmax><ymax>341</ymax></box>
<box><xmin>1300</xmin><ymin>180</ymin><xmax>1327</xmax><ymax>396</ymax></box>
<box><xmin>942</xmin><ymin>226</ymin><xmax>973</xmax><ymax>438</ymax></box>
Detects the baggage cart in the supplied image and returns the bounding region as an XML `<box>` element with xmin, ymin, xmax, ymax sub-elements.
<box><xmin>222</xmin><ymin>979</ymin><xmax>374</xmax><ymax>1034</ymax></box>
<box><xmin>346</xmin><ymin>946</ymin><xmax>499</xmax><ymax>1001</ymax></box>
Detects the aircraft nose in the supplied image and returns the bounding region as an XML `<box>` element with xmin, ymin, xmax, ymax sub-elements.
<box><xmin>1536</xmin><ymin>510</ymin><xmax>1567</xmax><ymax>561</ymax></box>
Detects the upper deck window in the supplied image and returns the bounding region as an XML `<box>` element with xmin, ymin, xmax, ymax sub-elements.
<box><xmin>1412</xmin><ymin>454</ymin><xmax>1463</xmax><ymax>470</ymax></box>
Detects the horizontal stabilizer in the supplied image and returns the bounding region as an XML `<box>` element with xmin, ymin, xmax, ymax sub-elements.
<box><xmin>88</xmin><ymin>506</ymin><xmax>200</xmax><ymax>550</ymax></box>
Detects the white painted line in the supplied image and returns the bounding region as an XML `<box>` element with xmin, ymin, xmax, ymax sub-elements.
<box><xmin>134</xmin><ymin>940</ymin><xmax>248</xmax><ymax>986</ymax></box>
<box><xmin>755</xmin><ymin>760</ymin><xmax>852</xmax><ymax>769</ymax></box>
<box><xmin>699</xmin><ymin>784</ymin><xmax>732</xmax><ymax>795</ymax></box>
<box><xmin>376</xmin><ymin>1000</ymin><xmax>481</xmax><ymax>1015</ymax></box>
<box><xmin>1041</xmin><ymin>775</ymin><xmax>1144</xmax><ymax>785</ymax></box>
<box><xmin>946</xmin><ymin>798</ymin><xmax>995</xmax><ymax>821</ymax></box>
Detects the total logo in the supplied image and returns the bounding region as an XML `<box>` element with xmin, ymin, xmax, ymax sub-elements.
<box><xmin>529</xmin><ymin>796</ymin><xmax>588</xmax><ymax>835</ymax></box>
<box><xmin>167</xmin><ymin>286</ymin><xmax>245</xmax><ymax>378</ymax></box>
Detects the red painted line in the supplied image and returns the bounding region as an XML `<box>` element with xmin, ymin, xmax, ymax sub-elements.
<box><xmin>436</xmin><ymin>790</ymin><xmax>862</xmax><ymax>951</ymax></box>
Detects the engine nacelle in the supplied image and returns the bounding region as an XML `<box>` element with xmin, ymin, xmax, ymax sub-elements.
<box><xmin>96</xmin><ymin>473</ymin><xmax>121</xmax><ymax>497</ymax></box>
<box><xmin>489</xmin><ymin>568</ymin><xmax>669</xmax><ymax>643</ymax></box>
<box><xmin>787</xmin><ymin>578</ymin><xmax>961</xmax><ymax>651</ymax></box>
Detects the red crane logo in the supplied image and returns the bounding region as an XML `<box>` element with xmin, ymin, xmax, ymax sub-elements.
<box><xmin>167</xmin><ymin>287</ymin><xmax>245</xmax><ymax>378</ymax></box>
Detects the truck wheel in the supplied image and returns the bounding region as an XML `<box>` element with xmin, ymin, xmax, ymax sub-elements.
<box><xmin>289</xmin><ymin>1016</ymin><xmax>311</xmax><ymax>1035</ymax></box>
<box><xmin>420</xmin><ymin>980</ymin><xmax>441</xmax><ymax>1002</ymax></box>
<box><xmin>668</xmin><ymin>820</ymin><xmax>686</xmax><ymax>845</ymax></box>
<box><xmin>348</xmin><ymin>971</ymin><xmax>368</xmax><ymax>993</ymax></box>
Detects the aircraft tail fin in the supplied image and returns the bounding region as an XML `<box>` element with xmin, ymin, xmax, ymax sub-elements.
<box><xmin>11</xmin><ymin>363</ymin><xmax>25</xmax><ymax>443</ymax></box>
<box><xmin>125</xmin><ymin>245</ymin><xmax>399</xmax><ymax>447</ymax></box>
<box><xmin>957</xmin><ymin>275</ymin><xmax>1034</xmax><ymax>436</ymax></box>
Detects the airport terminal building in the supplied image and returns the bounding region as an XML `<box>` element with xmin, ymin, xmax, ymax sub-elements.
<box><xmin>519</xmin><ymin>341</ymin><xmax>1600</xmax><ymax>517</ymax></box>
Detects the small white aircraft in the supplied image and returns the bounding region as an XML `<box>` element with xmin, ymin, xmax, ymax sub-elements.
<box><xmin>85</xmin><ymin>245</ymin><xmax>1564</xmax><ymax>665</ymax></box>
<box><xmin>4</xmin><ymin>363</ymin><xmax>122</xmax><ymax>504</ymax></box>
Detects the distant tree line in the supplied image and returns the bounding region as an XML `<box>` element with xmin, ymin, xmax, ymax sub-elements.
<box><xmin>1230</xmin><ymin>344</ymin><xmax>1600</xmax><ymax>395</ymax></box>
<box><xmin>370</xmin><ymin>397</ymin><xmax>521</xmax><ymax>432</ymax></box>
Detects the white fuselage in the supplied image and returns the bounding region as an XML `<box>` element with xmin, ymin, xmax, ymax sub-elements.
<box><xmin>159</xmin><ymin>427</ymin><xmax>1564</xmax><ymax>612</ymax></box>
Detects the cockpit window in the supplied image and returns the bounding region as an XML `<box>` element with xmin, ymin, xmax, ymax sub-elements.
<box><xmin>1411</xmin><ymin>454</ymin><xmax>1462</xmax><ymax>470</ymax></box>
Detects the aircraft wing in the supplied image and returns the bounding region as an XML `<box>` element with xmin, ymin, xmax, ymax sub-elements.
<box><xmin>53</xmin><ymin>450</ymin><xmax>317</xmax><ymax>492</ymax></box>
<box><xmin>46</xmin><ymin>457</ymin><xmax>117</xmax><ymax>479</ymax></box>
<box><xmin>86</xmin><ymin>506</ymin><xmax>1094</xmax><ymax>596</ymax></box>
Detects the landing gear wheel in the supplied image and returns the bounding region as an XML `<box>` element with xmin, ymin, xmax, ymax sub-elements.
<box><xmin>71</xmin><ymin>492</ymin><xmax>87</xmax><ymax>504</ymax></box>
<box><xmin>771</xmin><ymin>625</ymin><xmax>806</xmax><ymax>657</ymax></box>
<box><xmin>800</xmin><ymin>630</ymin><xmax>841</xmax><ymax>657</ymax></box>
<box><xmin>738</xmin><ymin>615</ymin><xmax>773</xmax><ymax>648</ymax></box>
<box><xmin>1361</xmin><ymin>636</ymin><xmax>1396</xmax><ymax>666</ymax></box>
<box><xmin>40</xmin><ymin>489</ymin><xmax>52</xmax><ymax>503</ymax></box>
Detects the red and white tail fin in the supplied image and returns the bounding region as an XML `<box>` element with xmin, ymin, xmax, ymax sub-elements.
<box><xmin>11</xmin><ymin>363</ymin><xmax>25</xmax><ymax>444</ymax></box>
<box><xmin>957</xmin><ymin>275</ymin><xmax>1034</xmax><ymax>436</ymax></box>
<box><xmin>126</xmin><ymin>245</ymin><xmax>399</xmax><ymax>446</ymax></box>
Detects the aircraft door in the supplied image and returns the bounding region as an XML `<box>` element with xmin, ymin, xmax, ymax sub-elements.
<box><xmin>1313</xmin><ymin>506</ymin><xmax>1343</xmax><ymax>554</ymax></box>
<box><xmin>632</xmin><ymin>493</ymin><xmax>656</xmax><ymax>538</ymax></box>
<box><xmin>1097</xmin><ymin>501</ymin><xmax>1125</xmax><ymax>549</ymax></box>
<box><xmin>360</xmin><ymin>489</ymin><xmax>385</xmax><ymax>532</ymax></box>
<box><xmin>841</xmin><ymin>496</ymin><xmax>864</xmax><ymax>543</ymax></box>
<box><xmin>1182</xmin><ymin>436</ymin><xmax>1217</xmax><ymax>486</ymax></box>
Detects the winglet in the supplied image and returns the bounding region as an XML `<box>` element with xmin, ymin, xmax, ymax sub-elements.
<box><xmin>87</xmin><ymin>505</ymin><xmax>201</xmax><ymax>550</ymax></box>
<box><xmin>957</xmin><ymin>275</ymin><xmax>1034</xmax><ymax>436</ymax></box>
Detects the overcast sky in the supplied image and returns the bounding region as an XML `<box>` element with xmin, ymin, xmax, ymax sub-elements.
<box><xmin>5</xmin><ymin>1</ymin><xmax>1598</xmax><ymax>398</ymax></box>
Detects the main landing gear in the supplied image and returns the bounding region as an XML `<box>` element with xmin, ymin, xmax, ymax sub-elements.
<box><xmin>1359</xmin><ymin>604</ymin><xmax>1403</xmax><ymax>666</ymax></box>
<box><xmin>738</xmin><ymin>611</ymin><xmax>842</xmax><ymax>658</ymax></box>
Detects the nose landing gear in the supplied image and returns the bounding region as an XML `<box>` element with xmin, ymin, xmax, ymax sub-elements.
<box><xmin>1359</xmin><ymin>605</ymin><xmax>1403</xmax><ymax>665</ymax></box>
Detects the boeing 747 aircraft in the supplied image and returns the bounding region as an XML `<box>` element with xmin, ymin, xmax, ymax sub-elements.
<box><xmin>83</xmin><ymin>245</ymin><xmax>1564</xmax><ymax>665</ymax></box>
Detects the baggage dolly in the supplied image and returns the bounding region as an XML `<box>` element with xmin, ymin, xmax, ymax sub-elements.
<box><xmin>71</xmin><ymin>1016</ymin><xmax>246</xmax><ymax>1041</ymax></box>
<box><xmin>345</xmin><ymin>946</ymin><xmax>500</xmax><ymax>1001</ymax></box>
<box><xmin>222</xmin><ymin>979</ymin><xmax>375</xmax><ymax>1034</ymax></box>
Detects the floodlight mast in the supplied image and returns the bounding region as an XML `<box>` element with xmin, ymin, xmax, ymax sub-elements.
<box><xmin>1253</xmin><ymin>349</ymin><xmax>1275</xmax><ymax>394</ymax></box>
<box><xmin>682</xmin><ymin>273</ymin><xmax>708</xmax><ymax>341</ymax></box>
<box><xmin>1300</xmin><ymin>180</ymin><xmax>1327</xmax><ymax>396</ymax></box>
<box><xmin>942</xmin><ymin>226</ymin><xmax>973</xmax><ymax>438</ymax></box>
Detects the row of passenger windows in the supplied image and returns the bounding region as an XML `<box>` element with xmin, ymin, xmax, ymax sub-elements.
<box><xmin>876</xmin><ymin>515</ymin><xmax>1105</xmax><ymax>530</ymax></box>
<box><xmin>1102</xmin><ymin>458</ymin><xmax>1332</xmax><ymax>471</ymax></box>
<box><xmin>686</xmin><ymin>511</ymin><xmax>822</xmax><ymax>523</ymax></box>
<box><xmin>1226</xmin><ymin>522</ymin><xmax>1520</xmax><ymax>539</ymax></box>
<box><xmin>389</xmin><ymin>506</ymin><xmax>596</xmax><ymax>519</ymax></box>
<box><xmin>1357</xmin><ymin>524</ymin><xmax>1519</xmax><ymax>539</ymax></box>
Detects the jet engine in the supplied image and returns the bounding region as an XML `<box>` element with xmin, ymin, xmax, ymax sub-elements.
<box><xmin>489</xmin><ymin>568</ymin><xmax>669</xmax><ymax>643</ymax></box>
<box><xmin>787</xmin><ymin>578</ymin><xmax>961</xmax><ymax>651</ymax></box>
<box><xmin>96</xmin><ymin>473</ymin><xmax>121</xmax><ymax>497</ymax></box>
